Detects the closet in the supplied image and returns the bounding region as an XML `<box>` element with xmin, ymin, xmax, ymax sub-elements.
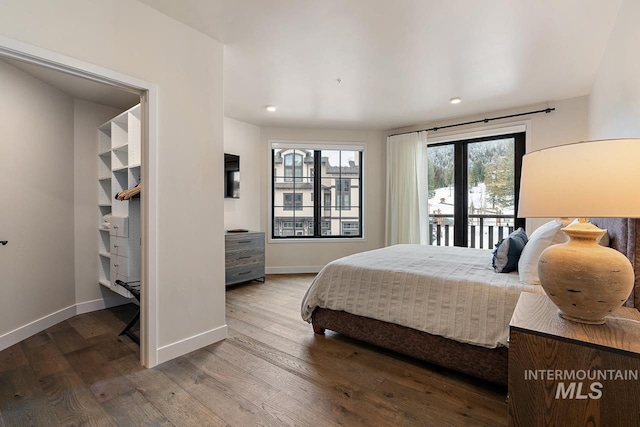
<box><xmin>97</xmin><ymin>104</ymin><xmax>141</xmax><ymax>298</ymax></box>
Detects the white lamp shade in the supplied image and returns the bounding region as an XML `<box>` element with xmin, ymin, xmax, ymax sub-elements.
<box><xmin>518</xmin><ymin>139</ymin><xmax>640</xmax><ymax>218</ymax></box>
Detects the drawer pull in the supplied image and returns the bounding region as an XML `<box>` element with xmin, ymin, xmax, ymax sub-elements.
<box><xmin>238</xmin><ymin>240</ymin><xmax>252</xmax><ymax>244</ymax></box>
<box><xmin>114</xmin><ymin>263</ymin><xmax>119</xmax><ymax>267</ymax></box>
<box><xmin>113</xmin><ymin>244</ymin><xmax>119</xmax><ymax>248</ymax></box>
<box><xmin>239</xmin><ymin>271</ymin><xmax>251</xmax><ymax>275</ymax></box>
<box><xmin>239</xmin><ymin>256</ymin><xmax>252</xmax><ymax>259</ymax></box>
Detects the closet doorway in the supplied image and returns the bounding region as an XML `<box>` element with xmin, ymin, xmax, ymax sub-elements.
<box><xmin>0</xmin><ymin>37</ymin><xmax>158</xmax><ymax>367</ymax></box>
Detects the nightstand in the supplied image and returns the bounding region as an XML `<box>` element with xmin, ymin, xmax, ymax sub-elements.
<box><xmin>508</xmin><ymin>292</ymin><xmax>640</xmax><ymax>427</ymax></box>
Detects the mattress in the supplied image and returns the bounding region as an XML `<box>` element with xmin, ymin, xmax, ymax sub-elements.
<box><xmin>301</xmin><ymin>244</ymin><xmax>543</xmax><ymax>348</ymax></box>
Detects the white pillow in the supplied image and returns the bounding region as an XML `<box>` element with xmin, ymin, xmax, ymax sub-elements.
<box><xmin>518</xmin><ymin>220</ymin><xmax>566</xmax><ymax>285</ymax></box>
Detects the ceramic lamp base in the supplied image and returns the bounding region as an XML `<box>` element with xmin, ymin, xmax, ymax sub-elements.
<box><xmin>538</xmin><ymin>221</ymin><xmax>634</xmax><ymax>324</ymax></box>
<box><xmin>558</xmin><ymin>313</ymin><xmax>606</xmax><ymax>325</ymax></box>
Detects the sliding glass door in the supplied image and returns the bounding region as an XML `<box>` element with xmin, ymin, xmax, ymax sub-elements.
<box><xmin>427</xmin><ymin>133</ymin><xmax>525</xmax><ymax>248</ymax></box>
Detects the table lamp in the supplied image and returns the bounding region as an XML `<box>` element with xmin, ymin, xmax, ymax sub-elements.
<box><xmin>518</xmin><ymin>139</ymin><xmax>640</xmax><ymax>324</ymax></box>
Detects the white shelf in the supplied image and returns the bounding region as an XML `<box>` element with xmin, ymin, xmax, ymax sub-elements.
<box><xmin>97</xmin><ymin>103</ymin><xmax>141</xmax><ymax>302</ymax></box>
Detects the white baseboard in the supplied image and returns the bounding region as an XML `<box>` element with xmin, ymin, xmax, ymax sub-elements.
<box><xmin>266</xmin><ymin>266</ymin><xmax>323</xmax><ymax>274</ymax></box>
<box><xmin>0</xmin><ymin>295</ymin><xmax>135</xmax><ymax>352</ymax></box>
<box><xmin>0</xmin><ymin>298</ymin><xmax>229</xmax><ymax>368</ymax></box>
<box><xmin>0</xmin><ymin>304</ymin><xmax>76</xmax><ymax>351</ymax></box>
<box><xmin>156</xmin><ymin>324</ymin><xmax>228</xmax><ymax>365</ymax></box>
<box><xmin>76</xmin><ymin>295</ymin><xmax>133</xmax><ymax>315</ymax></box>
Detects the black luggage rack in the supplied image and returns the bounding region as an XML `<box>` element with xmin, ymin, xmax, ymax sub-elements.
<box><xmin>115</xmin><ymin>280</ymin><xmax>140</xmax><ymax>344</ymax></box>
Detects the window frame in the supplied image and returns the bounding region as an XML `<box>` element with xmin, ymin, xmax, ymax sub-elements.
<box><xmin>271</xmin><ymin>143</ymin><xmax>364</xmax><ymax>240</ymax></box>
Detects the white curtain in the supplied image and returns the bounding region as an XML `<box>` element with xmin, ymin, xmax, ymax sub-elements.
<box><xmin>385</xmin><ymin>131</ymin><xmax>429</xmax><ymax>245</ymax></box>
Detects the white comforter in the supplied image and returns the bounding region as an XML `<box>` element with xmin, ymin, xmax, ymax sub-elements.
<box><xmin>301</xmin><ymin>244</ymin><xmax>543</xmax><ymax>348</ymax></box>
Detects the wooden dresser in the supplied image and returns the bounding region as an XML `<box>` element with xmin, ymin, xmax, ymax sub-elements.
<box><xmin>224</xmin><ymin>231</ymin><xmax>265</xmax><ymax>286</ymax></box>
<box><xmin>508</xmin><ymin>292</ymin><xmax>640</xmax><ymax>427</ymax></box>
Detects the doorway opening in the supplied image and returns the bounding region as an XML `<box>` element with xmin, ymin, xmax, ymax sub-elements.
<box><xmin>0</xmin><ymin>36</ymin><xmax>158</xmax><ymax>367</ymax></box>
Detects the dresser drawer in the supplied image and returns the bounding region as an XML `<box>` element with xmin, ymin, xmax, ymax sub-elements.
<box><xmin>111</xmin><ymin>254</ymin><xmax>129</xmax><ymax>277</ymax></box>
<box><xmin>225</xmin><ymin>233</ymin><xmax>264</xmax><ymax>252</ymax></box>
<box><xmin>226</xmin><ymin>252</ymin><xmax>264</xmax><ymax>268</ymax></box>
<box><xmin>109</xmin><ymin>216</ymin><xmax>129</xmax><ymax>238</ymax></box>
<box><xmin>225</xmin><ymin>263</ymin><xmax>265</xmax><ymax>285</ymax></box>
<box><xmin>110</xmin><ymin>236</ymin><xmax>129</xmax><ymax>257</ymax></box>
<box><xmin>111</xmin><ymin>271</ymin><xmax>130</xmax><ymax>288</ymax></box>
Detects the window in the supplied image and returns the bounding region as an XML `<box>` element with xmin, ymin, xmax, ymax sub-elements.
<box><xmin>427</xmin><ymin>132</ymin><xmax>525</xmax><ymax>249</ymax></box>
<box><xmin>272</xmin><ymin>145</ymin><xmax>363</xmax><ymax>238</ymax></box>
<box><xmin>335</xmin><ymin>179</ymin><xmax>351</xmax><ymax>210</ymax></box>
<box><xmin>323</xmin><ymin>191</ymin><xmax>331</xmax><ymax>211</ymax></box>
<box><xmin>283</xmin><ymin>193</ymin><xmax>303</xmax><ymax>211</ymax></box>
<box><xmin>284</xmin><ymin>153</ymin><xmax>303</xmax><ymax>182</ymax></box>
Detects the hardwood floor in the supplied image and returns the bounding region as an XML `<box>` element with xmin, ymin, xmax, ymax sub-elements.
<box><xmin>0</xmin><ymin>274</ymin><xmax>508</xmax><ymax>426</ymax></box>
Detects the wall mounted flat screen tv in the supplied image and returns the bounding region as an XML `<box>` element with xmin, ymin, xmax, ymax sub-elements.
<box><xmin>224</xmin><ymin>153</ymin><xmax>240</xmax><ymax>198</ymax></box>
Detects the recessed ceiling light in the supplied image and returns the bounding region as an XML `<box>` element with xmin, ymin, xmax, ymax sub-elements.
<box><xmin>266</xmin><ymin>105</ymin><xmax>277</xmax><ymax>112</ymax></box>
<box><xmin>450</xmin><ymin>97</ymin><xmax>462</xmax><ymax>105</ymax></box>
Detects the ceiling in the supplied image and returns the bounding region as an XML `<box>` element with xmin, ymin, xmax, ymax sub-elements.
<box><xmin>139</xmin><ymin>0</ymin><xmax>622</xmax><ymax>131</ymax></box>
<box><xmin>1</xmin><ymin>57</ymin><xmax>140</xmax><ymax>111</ymax></box>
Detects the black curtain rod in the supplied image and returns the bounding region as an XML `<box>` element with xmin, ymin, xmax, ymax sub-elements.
<box><xmin>388</xmin><ymin>107</ymin><xmax>555</xmax><ymax>137</ymax></box>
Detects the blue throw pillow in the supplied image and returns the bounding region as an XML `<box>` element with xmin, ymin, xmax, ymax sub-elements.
<box><xmin>492</xmin><ymin>228</ymin><xmax>528</xmax><ymax>273</ymax></box>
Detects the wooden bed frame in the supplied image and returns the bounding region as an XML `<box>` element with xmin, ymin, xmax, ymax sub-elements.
<box><xmin>311</xmin><ymin>218</ymin><xmax>640</xmax><ymax>386</ymax></box>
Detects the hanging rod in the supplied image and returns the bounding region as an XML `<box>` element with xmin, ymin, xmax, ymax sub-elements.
<box><xmin>388</xmin><ymin>107</ymin><xmax>555</xmax><ymax>137</ymax></box>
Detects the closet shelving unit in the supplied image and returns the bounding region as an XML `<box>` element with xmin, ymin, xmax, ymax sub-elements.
<box><xmin>97</xmin><ymin>104</ymin><xmax>141</xmax><ymax>299</ymax></box>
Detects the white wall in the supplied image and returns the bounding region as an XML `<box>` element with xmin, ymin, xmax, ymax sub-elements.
<box><xmin>223</xmin><ymin>118</ymin><xmax>262</xmax><ymax>231</ymax></box>
<box><xmin>73</xmin><ymin>99</ymin><xmax>131</xmax><ymax>305</ymax></box>
<box><xmin>388</xmin><ymin>97</ymin><xmax>589</xmax><ymax>152</ymax></box>
<box><xmin>589</xmin><ymin>0</ymin><xmax>640</xmax><ymax>139</ymax></box>
<box><xmin>0</xmin><ymin>59</ymin><xmax>75</xmax><ymax>336</ymax></box>
<box><xmin>0</xmin><ymin>0</ymin><xmax>225</xmax><ymax>363</ymax></box>
<box><xmin>387</xmin><ymin>96</ymin><xmax>590</xmax><ymax>231</ymax></box>
<box><xmin>260</xmin><ymin>127</ymin><xmax>386</xmax><ymax>272</ymax></box>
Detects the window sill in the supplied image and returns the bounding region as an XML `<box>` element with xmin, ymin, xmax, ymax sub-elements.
<box><xmin>268</xmin><ymin>236</ymin><xmax>367</xmax><ymax>244</ymax></box>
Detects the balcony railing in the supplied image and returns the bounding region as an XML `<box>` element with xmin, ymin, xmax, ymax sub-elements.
<box><xmin>430</xmin><ymin>214</ymin><xmax>515</xmax><ymax>250</ymax></box>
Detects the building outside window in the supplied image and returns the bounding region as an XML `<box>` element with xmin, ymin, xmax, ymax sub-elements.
<box><xmin>272</xmin><ymin>144</ymin><xmax>363</xmax><ymax>238</ymax></box>
<box><xmin>283</xmin><ymin>193</ymin><xmax>303</xmax><ymax>211</ymax></box>
<box><xmin>335</xmin><ymin>179</ymin><xmax>351</xmax><ymax>210</ymax></box>
<box><xmin>323</xmin><ymin>191</ymin><xmax>331</xmax><ymax>211</ymax></box>
<box><xmin>341</xmin><ymin>221</ymin><xmax>359</xmax><ymax>236</ymax></box>
<box><xmin>284</xmin><ymin>153</ymin><xmax>303</xmax><ymax>182</ymax></box>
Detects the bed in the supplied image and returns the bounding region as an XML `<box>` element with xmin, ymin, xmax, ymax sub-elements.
<box><xmin>301</xmin><ymin>218</ymin><xmax>640</xmax><ymax>386</ymax></box>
